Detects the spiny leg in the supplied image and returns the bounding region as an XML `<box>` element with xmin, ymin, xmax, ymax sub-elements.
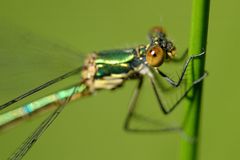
<box><xmin>140</xmin><ymin>57</ymin><xmax>207</xmax><ymax>132</ymax></box>
<box><xmin>156</xmin><ymin>51</ymin><xmax>205</xmax><ymax>87</ymax></box>
<box><xmin>149</xmin><ymin>70</ymin><xmax>207</xmax><ymax>115</ymax></box>
<box><xmin>8</xmin><ymin>85</ymin><xmax>80</xmax><ymax>160</ymax></box>
<box><xmin>152</xmin><ymin>49</ymin><xmax>188</xmax><ymax>92</ymax></box>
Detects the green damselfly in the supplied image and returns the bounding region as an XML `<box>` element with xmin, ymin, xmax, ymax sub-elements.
<box><xmin>0</xmin><ymin>26</ymin><xmax>207</xmax><ymax>159</ymax></box>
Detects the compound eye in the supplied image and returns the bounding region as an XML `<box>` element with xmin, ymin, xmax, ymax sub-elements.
<box><xmin>146</xmin><ymin>45</ymin><xmax>165</xmax><ymax>67</ymax></box>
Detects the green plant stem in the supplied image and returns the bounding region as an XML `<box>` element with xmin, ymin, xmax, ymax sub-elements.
<box><xmin>180</xmin><ymin>0</ymin><xmax>210</xmax><ymax>160</ymax></box>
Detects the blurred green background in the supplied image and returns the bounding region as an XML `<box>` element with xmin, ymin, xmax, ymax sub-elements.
<box><xmin>0</xmin><ymin>0</ymin><xmax>239</xmax><ymax>160</ymax></box>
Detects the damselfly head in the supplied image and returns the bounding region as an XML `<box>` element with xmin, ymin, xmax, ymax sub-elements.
<box><xmin>146</xmin><ymin>26</ymin><xmax>176</xmax><ymax>67</ymax></box>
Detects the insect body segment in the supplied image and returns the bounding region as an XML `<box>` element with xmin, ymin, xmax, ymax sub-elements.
<box><xmin>95</xmin><ymin>49</ymin><xmax>136</xmax><ymax>78</ymax></box>
<box><xmin>0</xmin><ymin>84</ymin><xmax>88</xmax><ymax>127</ymax></box>
<box><xmin>95</xmin><ymin>49</ymin><xmax>135</xmax><ymax>64</ymax></box>
<box><xmin>82</xmin><ymin>49</ymin><xmax>141</xmax><ymax>90</ymax></box>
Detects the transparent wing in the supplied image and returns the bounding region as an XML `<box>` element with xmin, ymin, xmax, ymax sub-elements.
<box><xmin>0</xmin><ymin>23</ymin><xmax>85</xmax><ymax>108</ymax></box>
<box><xmin>126</xmin><ymin>51</ymin><xmax>198</xmax><ymax>132</ymax></box>
<box><xmin>0</xmin><ymin>23</ymin><xmax>85</xmax><ymax>159</ymax></box>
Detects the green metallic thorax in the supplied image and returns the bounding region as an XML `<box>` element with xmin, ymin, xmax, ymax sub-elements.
<box><xmin>95</xmin><ymin>49</ymin><xmax>135</xmax><ymax>64</ymax></box>
<box><xmin>95</xmin><ymin>49</ymin><xmax>136</xmax><ymax>78</ymax></box>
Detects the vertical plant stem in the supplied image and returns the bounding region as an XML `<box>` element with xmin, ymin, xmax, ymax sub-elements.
<box><xmin>180</xmin><ymin>0</ymin><xmax>210</xmax><ymax>160</ymax></box>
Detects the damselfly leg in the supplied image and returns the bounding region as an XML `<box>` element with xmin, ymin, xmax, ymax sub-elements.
<box><xmin>124</xmin><ymin>77</ymin><xmax>143</xmax><ymax>131</ymax></box>
<box><xmin>124</xmin><ymin>51</ymin><xmax>207</xmax><ymax>132</ymax></box>
<box><xmin>156</xmin><ymin>51</ymin><xmax>206</xmax><ymax>88</ymax></box>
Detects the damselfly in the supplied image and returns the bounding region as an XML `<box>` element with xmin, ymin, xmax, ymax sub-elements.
<box><xmin>0</xmin><ymin>25</ymin><xmax>207</xmax><ymax>159</ymax></box>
